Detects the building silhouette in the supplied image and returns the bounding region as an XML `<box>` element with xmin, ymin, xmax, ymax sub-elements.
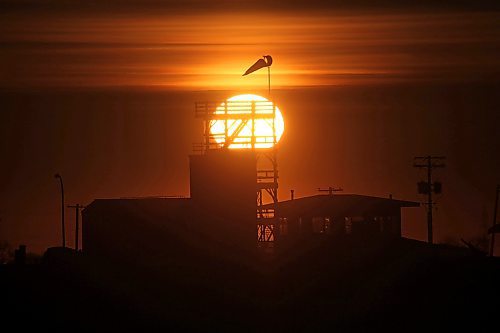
<box><xmin>270</xmin><ymin>194</ymin><xmax>418</xmax><ymax>241</ymax></box>
<box><xmin>82</xmin><ymin>96</ymin><xmax>419</xmax><ymax>264</ymax></box>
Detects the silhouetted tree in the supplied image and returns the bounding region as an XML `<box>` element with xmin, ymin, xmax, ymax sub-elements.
<box><xmin>0</xmin><ymin>240</ymin><xmax>13</xmax><ymax>264</ymax></box>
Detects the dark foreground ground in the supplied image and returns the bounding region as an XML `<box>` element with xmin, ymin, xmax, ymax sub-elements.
<box><xmin>2</xmin><ymin>236</ymin><xmax>500</xmax><ymax>332</ymax></box>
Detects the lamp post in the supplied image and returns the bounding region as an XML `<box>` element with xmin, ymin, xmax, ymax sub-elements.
<box><xmin>54</xmin><ymin>173</ymin><xmax>65</xmax><ymax>248</ymax></box>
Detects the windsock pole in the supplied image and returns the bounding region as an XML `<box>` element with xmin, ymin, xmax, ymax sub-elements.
<box><xmin>268</xmin><ymin>66</ymin><xmax>271</xmax><ymax>97</ymax></box>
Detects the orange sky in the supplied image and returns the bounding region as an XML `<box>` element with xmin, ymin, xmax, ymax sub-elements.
<box><xmin>1</xmin><ymin>10</ymin><xmax>498</xmax><ymax>89</ymax></box>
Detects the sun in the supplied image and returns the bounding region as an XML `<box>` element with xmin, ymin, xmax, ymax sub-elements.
<box><xmin>210</xmin><ymin>94</ymin><xmax>284</xmax><ymax>149</ymax></box>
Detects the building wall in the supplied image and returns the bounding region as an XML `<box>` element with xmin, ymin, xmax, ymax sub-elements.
<box><xmin>82</xmin><ymin>199</ymin><xmax>193</xmax><ymax>266</ymax></box>
<box><xmin>190</xmin><ymin>150</ymin><xmax>256</xmax><ymax>251</ymax></box>
<box><xmin>278</xmin><ymin>209</ymin><xmax>403</xmax><ymax>239</ymax></box>
<box><xmin>81</xmin><ymin>150</ymin><xmax>258</xmax><ymax>265</ymax></box>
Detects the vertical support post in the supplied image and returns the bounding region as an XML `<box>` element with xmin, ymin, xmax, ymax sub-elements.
<box><xmin>75</xmin><ymin>203</ymin><xmax>80</xmax><ymax>251</ymax></box>
<box><xmin>489</xmin><ymin>185</ymin><xmax>500</xmax><ymax>256</ymax></box>
<box><xmin>251</xmin><ymin>101</ymin><xmax>256</xmax><ymax>149</ymax></box>
<box><xmin>272</xmin><ymin>147</ymin><xmax>279</xmax><ymax>242</ymax></box>
<box><xmin>205</xmin><ymin>109</ymin><xmax>210</xmax><ymax>151</ymax></box>
<box><xmin>273</xmin><ymin>148</ymin><xmax>278</xmax><ymax>203</ymax></box>
<box><xmin>272</xmin><ymin>103</ymin><xmax>276</xmax><ymax>145</ymax></box>
<box><xmin>61</xmin><ymin>180</ymin><xmax>65</xmax><ymax>248</ymax></box>
<box><xmin>268</xmin><ymin>66</ymin><xmax>271</xmax><ymax>97</ymax></box>
<box><xmin>427</xmin><ymin>156</ymin><xmax>433</xmax><ymax>244</ymax></box>
<box><xmin>68</xmin><ymin>204</ymin><xmax>82</xmax><ymax>251</ymax></box>
<box><xmin>272</xmin><ymin>101</ymin><xmax>278</xmax><ymax>203</ymax></box>
<box><xmin>224</xmin><ymin>100</ymin><xmax>228</xmax><ymax>148</ymax></box>
<box><xmin>55</xmin><ymin>174</ymin><xmax>65</xmax><ymax>248</ymax></box>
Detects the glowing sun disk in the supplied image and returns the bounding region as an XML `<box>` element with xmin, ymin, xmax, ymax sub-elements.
<box><xmin>210</xmin><ymin>94</ymin><xmax>284</xmax><ymax>149</ymax></box>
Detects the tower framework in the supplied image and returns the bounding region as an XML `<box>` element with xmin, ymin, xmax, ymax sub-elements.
<box><xmin>194</xmin><ymin>98</ymin><xmax>280</xmax><ymax>244</ymax></box>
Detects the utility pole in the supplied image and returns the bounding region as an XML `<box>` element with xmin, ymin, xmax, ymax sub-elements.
<box><xmin>318</xmin><ymin>187</ymin><xmax>343</xmax><ymax>195</ymax></box>
<box><xmin>489</xmin><ymin>185</ymin><xmax>500</xmax><ymax>257</ymax></box>
<box><xmin>54</xmin><ymin>174</ymin><xmax>65</xmax><ymax>248</ymax></box>
<box><xmin>414</xmin><ymin>156</ymin><xmax>445</xmax><ymax>244</ymax></box>
<box><xmin>67</xmin><ymin>204</ymin><xmax>84</xmax><ymax>251</ymax></box>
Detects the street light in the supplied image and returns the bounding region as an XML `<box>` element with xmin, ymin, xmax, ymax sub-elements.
<box><xmin>54</xmin><ymin>173</ymin><xmax>65</xmax><ymax>248</ymax></box>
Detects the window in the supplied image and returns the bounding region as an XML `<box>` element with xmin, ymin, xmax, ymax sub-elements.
<box><xmin>279</xmin><ymin>217</ymin><xmax>288</xmax><ymax>235</ymax></box>
<box><xmin>312</xmin><ymin>217</ymin><xmax>329</xmax><ymax>234</ymax></box>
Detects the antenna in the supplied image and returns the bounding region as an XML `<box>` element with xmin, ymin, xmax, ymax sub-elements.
<box><xmin>413</xmin><ymin>156</ymin><xmax>445</xmax><ymax>244</ymax></box>
<box><xmin>318</xmin><ymin>187</ymin><xmax>343</xmax><ymax>195</ymax></box>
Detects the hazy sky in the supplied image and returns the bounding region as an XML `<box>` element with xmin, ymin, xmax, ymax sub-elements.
<box><xmin>1</xmin><ymin>1</ymin><xmax>499</xmax><ymax>253</ymax></box>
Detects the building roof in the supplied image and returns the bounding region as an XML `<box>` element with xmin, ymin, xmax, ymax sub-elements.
<box><xmin>83</xmin><ymin>197</ymin><xmax>191</xmax><ymax>223</ymax></box>
<box><xmin>264</xmin><ymin>194</ymin><xmax>419</xmax><ymax>218</ymax></box>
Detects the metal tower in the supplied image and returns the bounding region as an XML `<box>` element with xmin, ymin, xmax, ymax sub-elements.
<box><xmin>194</xmin><ymin>97</ymin><xmax>280</xmax><ymax>245</ymax></box>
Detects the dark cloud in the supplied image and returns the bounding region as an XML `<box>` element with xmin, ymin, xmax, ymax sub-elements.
<box><xmin>1</xmin><ymin>0</ymin><xmax>499</xmax><ymax>15</ymax></box>
<box><xmin>1</xmin><ymin>10</ymin><xmax>498</xmax><ymax>89</ymax></box>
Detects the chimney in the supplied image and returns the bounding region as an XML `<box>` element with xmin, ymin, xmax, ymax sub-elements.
<box><xmin>291</xmin><ymin>189</ymin><xmax>295</xmax><ymax>200</ymax></box>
